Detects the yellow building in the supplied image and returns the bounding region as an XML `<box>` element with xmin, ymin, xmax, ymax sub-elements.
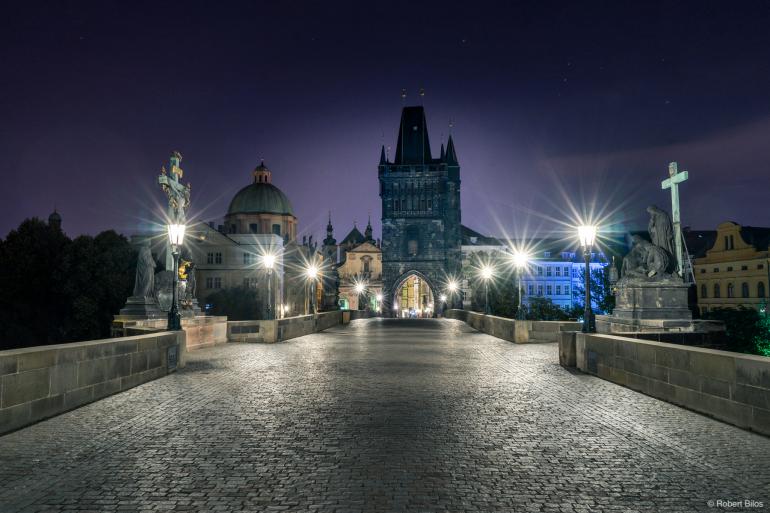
<box><xmin>336</xmin><ymin>225</ymin><xmax>383</xmax><ymax>311</ymax></box>
<box><xmin>693</xmin><ymin>221</ymin><xmax>770</xmax><ymax>314</ymax></box>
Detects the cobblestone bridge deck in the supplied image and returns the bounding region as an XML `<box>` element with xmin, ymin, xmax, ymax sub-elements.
<box><xmin>1</xmin><ymin>318</ymin><xmax>768</xmax><ymax>512</ymax></box>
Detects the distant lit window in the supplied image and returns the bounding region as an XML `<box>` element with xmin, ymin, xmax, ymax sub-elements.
<box><xmin>546</xmin><ymin>285</ymin><xmax>552</xmax><ymax>295</ymax></box>
<box><xmin>742</xmin><ymin>282</ymin><xmax>749</xmax><ymax>298</ymax></box>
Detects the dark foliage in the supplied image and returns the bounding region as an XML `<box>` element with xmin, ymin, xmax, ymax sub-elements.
<box><xmin>206</xmin><ymin>286</ymin><xmax>263</xmax><ymax>321</ymax></box>
<box><xmin>571</xmin><ymin>266</ymin><xmax>615</xmax><ymax>316</ymax></box>
<box><xmin>525</xmin><ymin>297</ymin><xmax>570</xmax><ymax>321</ymax></box>
<box><xmin>706</xmin><ymin>307</ymin><xmax>763</xmax><ymax>355</ymax></box>
<box><xmin>0</xmin><ymin>219</ymin><xmax>136</xmax><ymax>349</ymax></box>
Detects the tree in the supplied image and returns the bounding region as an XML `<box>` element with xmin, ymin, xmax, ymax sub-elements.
<box><xmin>206</xmin><ymin>286</ymin><xmax>263</xmax><ymax>320</ymax></box>
<box><xmin>707</xmin><ymin>307</ymin><xmax>762</xmax><ymax>354</ymax></box>
<box><xmin>571</xmin><ymin>266</ymin><xmax>615</xmax><ymax>316</ymax></box>
<box><xmin>525</xmin><ymin>297</ymin><xmax>569</xmax><ymax>321</ymax></box>
<box><xmin>753</xmin><ymin>302</ymin><xmax>770</xmax><ymax>357</ymax></box>
<box><xmin>0</xmin><ymin>219</ymin><xmax>136</xmax><ymax>349</ymax></box>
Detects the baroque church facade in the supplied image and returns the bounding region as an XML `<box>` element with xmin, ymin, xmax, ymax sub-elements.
<box><xmin>379</xmin><ymin>106</ymin><xmax>463</xmax><ymax>314</ymax></box>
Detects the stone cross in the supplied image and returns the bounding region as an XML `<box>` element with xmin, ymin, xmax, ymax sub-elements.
<box><xmin>661</xmin><ymin>161</ymin><xmax>688</xmax><ymax>276</ymax></box>
<box><xmin>158</xmin><ymin>151</ymin><xmax>191</xmax><ymax>270</ymax></box>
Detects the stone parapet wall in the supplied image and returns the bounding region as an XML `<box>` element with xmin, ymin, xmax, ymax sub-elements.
<box><xmin>114</xmin><ymin>316</ymin><xmax>228</xmax><ymax>353</ymax></box>
<box><xmin>0</xmin><ymin>331</ymin><xmax>183</xmax><ymax>434</ymax></box>
<box><xmin>574</xmin><ymin>332</ymin><xmax>770</xmax><ymax>436</ymax></box>
<box><xmin>445</xmin><ymin>309</ymin><xmax>581</xmax><ymax>343</ymax></box>
<box><xmin>227</xmin><ymin>311</ymin><xmax>343</xmax><ymax>344</ymax></box>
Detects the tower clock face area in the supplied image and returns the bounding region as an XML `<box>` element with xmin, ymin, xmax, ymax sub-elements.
<box><xmin>379</xmin><ymin>105</ymin><xmax>462</xmax><ymax>315</ymax></box>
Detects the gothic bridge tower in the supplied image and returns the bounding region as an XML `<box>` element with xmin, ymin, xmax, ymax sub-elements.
<box><xmin>379</xmin><ymin>106</ymin><xmax>462</xmax><ymax>316</ymax></box>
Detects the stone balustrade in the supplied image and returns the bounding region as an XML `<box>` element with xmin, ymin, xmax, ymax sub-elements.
<box><xmin>565</xmin><ymin>332</ymin><xmax>770</xmax><ymax>436</ymax></box>
<box><xmin>444</xmin><ymin>309</ymin><xmax>582</xmax><ymax>343</ymax></box>
<box><xmin>0</xmin><ymin>331</ymin><xmax>183</xmax><ymax>434</ymax></box>
<box><xmin>227</xmin><ymin>311</ymin><xmax>345</xmax><ymax>343</ymax></box>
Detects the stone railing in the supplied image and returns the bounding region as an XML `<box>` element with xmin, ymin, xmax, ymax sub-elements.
<box><xmin>227</xmin><ymin>311</ymin><xmax>344</xmax><ymax>343</ymax></box>
<box><xmin>113</xmin><ymin>316</ymin><xmax>228</xmax><ymax>351</ymax></box>
<box><xmin>445</xmin><ymin>309</ymin><xmax>582</xmax><ymax>343</ymax></box>
<box><xmin>563</xmin><ymin>332</ymin><xmax>770</xmax><ymax>436</ymax></box>
<box><xmin>0</xmin><ymin>331</ymin><xmax>183</xmax><ymax>434</ymax></box>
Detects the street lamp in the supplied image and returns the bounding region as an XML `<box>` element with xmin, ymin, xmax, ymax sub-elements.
<box><xmin>262</xmin><ymin>252</ymin><xmax>276</xmax><ymax>320</ymax></box>
<box><xmin>305</xmin><ymin>263</ymin><xmax>319</xmax><ymax>315</ymax></box>
<box><xmin>578</xmin><ymin>225</ymin><xmax>597</xmax><ymax>333</ymax></box>
<box><xmin>167</xmin><ymin>223</ymin><xmax>186</xmax><ymax>331</ymax></box>
<box><xmin>480</xmin><ymin>265</ymin><xmax>494</xmax><ymax>315</ymax></box>
<box><xmin>447</xmin><ymin>279</ymin><xmax>459</xmax><ymax>310</ymax></box>
<box><xmin>512</xmin><ymin>250</ymin><xmax>528</xmax><ymax>320</ymax></box>
<box><xmin>354</xmin><ymin>281</ymin><xmax>367</xmax><ymax>311</ymax></box>
<box><xmin>375</xmin><ymin>293</ymin><xmax>383</xmax><ymax>312</ymax></box>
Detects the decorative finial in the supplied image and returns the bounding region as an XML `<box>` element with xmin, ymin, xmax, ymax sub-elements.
<box><xmin>400</xmin><ymin>89</ymin><xmax>407</xmax><ymax>101</ymax></box>
<box><xmin>419</xmin><ymin>87</ymin><xmax>425</xmax><ymax>97</ymax></box>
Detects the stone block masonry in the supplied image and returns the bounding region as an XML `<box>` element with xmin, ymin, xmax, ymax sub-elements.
<box><xmin>445</xmin><ymin>309</ymin><xmax>581</xmax><ymax>343</ymax></box>
<box><xmin>575</xmin><ymin>332</ymin><xmax>770</xmax><ymax>436</ymax></box>
<box><xmin>0</xmin><ymin>331</ymin><xmax>183</xmax><ymax>434</ymax></box>
<box><xmin>227</xmin><ymin>311</ymin><xmax>344</xmax><ymax>343</ymax></box>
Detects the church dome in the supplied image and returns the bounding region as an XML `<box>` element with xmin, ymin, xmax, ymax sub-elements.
<box><xmin>226</xmin><ymin>162</ymin><xmax>295</xmax><ymax>216</ymax></box>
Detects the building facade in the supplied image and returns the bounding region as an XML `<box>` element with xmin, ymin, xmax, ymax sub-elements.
<box><xmin>693</xmin><ymin>221</ymin><xmax>770</xmax><ymax>314</ymax></box>
<box><xmin>379</xmin><ymin>106</ymin><xmax>462</xmax><ymax>315</ymax></box>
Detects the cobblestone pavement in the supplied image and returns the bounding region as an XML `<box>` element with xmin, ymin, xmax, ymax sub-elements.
<box><xmin>1</xmin><ymin>318</ymin><xmax>769</xmax><ymax>513</ymax></box>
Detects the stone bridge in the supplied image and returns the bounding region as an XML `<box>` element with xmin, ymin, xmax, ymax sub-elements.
<box><xmin>1</xmin><ymin>318</ymin><xmax>769</xmax><ymax>512</ymax></box>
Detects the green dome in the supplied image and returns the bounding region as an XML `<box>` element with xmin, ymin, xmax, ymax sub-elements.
<box><xmin>227</xmin><ymin>182</ymin><xmax>295</xmax><ymax>216</ymax></box>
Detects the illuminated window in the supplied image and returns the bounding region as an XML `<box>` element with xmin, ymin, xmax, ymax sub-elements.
<box><xmin>714</xmin><ymin>283</ymin><xmax>721</xmax><ymax>298</ymax></box>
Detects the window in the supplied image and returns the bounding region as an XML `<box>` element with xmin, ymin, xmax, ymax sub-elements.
<box><xmin>742</xmin><ymin>265</ymin><xmax>748</xmax><ymax>271</ymax></box>
<box><xmin>727</xmin><ymin>266</ymin><xmax>733</xmax><ymax>272</ymax></box>
<box><xmin>427</xmin><ymin>199</ymin><xmax>432</xmax><ymax>210</ymax></box>
<box><xmin>730</xmin><ymin>235</ymin><xmax>735</xmax><ymax>249</ymax></box>
<box><xmin>546</xmin><ymin>285</ymin><xmax>552</xmax><ymax>295</ymax></box>
<box><xmin>713</xmin><ymin>268</ymin><xmax>719</xmax><ymax>273</ymax></box>
<box><xmin>742</xmin><ymin>282</ymin><xmax>749</xmax><ymax>298</ymax></box>
<box><xmin>543</xmin><ymin>251</ymin><xmax>551</xmax><ymax>258</ymax></box>
<box><xmin>546</xmin><ymin>267</ymin><xmax>552</xmax><ymax>277</ymax></box>
<box><xmin>700</xmin><ymin>269</ymin><xmax>706</xmax><ymax>274</ymax></box>
<box><xmin>714</xmin><ymin>283</ymin><xmax>721</xmax><ymax>298</ymax></box>
<box><xmin>243</xmin><ymin>252</ymin><xmax>254</xmax><ymax>265</ymax></box>
<box><xmin>727</xmin><ymin>283</ymin><xmax>734</xmax><ymax>298</ymax></box>
<box><xmin>215</xmin><ymin>252</ymin><xmax>222</xmax><ymax>264</ymax></box>
<box><xmin>759</xmin><ymin>282</ymin><xmax>767</xmax><ymax>298</ymax></box>
<box><xmin>207</xmin><ymin>252</ymin><xmax>214</xmax><ymax>264</ymax></box>
<box><xmin>555</xmin><ymin>267</ymin><xmax>561</xmax><ymax>277</ymax></box>
<box><xmin>537</xmin><ymin>266</ymin><xmax>543</xmax><ymax>276</ymax></box>
<box><xmin>243</xmin><ymin>277</ymin><xmax>258</xmax><ymax>288</ymax></box>
<box><xmin>272</xmin><ymin>224</ymin><xmax>281</xmax><ymax>236</ymax></box>
<box><xmin>363</xmin><ymin>258</ymin><xmax>370</xmax><ymax>273</ymax></box>
<box><xmin>528</xmin><ymin>284</ymin><xmax>534</xmax><ymax>295</ymax></box>
<box><xmin>701</xmin><ymin>284</ymin><xmax>707</xmax><ymax>298</ymax></box>
<box><xmin>206</xmin><ymin>277</ymin><xmax>212</xmax><ymax>289</ymax></box>
<box><xmin>564</xmin><ymin>285</ymin><xmax>569</xmax><ymax>295</ymax></box>
<box><xmin>420</xmin><ymin>199</ymin><xmax>426</xmax><ymax>210</ymax></box>
<box><xmin>555</xmin><ymin>285</ymin><xmax>561</xmax><ymax>295</ymax></box>
<box><xmin>249</xmin><ymin>223</ymin><xmax>259</xmax><ymax>234</ymax></box>
<box><xmin>564</xmin><ymin>266</ymin><xmax>569</xmax><ymax>276</ymax></box>
<box><xmin>537</xmin><ymin>285</ymin><xmax>543</xmax><ymax>296</ymax></box>
<box><xmin>214</xmin><ymin>277</ymin><xmax>222</xmax><ymax>289</ymax></box>
<box><xmin>759</xmin><ymin>264</ymin><xmax>765</xmax><ymax>270</ymax></box>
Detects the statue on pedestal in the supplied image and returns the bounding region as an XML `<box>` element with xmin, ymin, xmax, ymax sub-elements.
<box><xmin>620</xmin><ymin>206</ymin><xmax>677</xmax><ymax>283</ymax></box>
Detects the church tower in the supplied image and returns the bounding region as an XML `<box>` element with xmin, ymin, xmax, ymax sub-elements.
<box><xmin>322</xmin><ymin>211</ymin><xmax>338</xmax><ymax>263</ymax></box>
<box><xmin>379</xmin><ymin>106</ymin><xmax>462</xmax><ymax>315</ymax></box>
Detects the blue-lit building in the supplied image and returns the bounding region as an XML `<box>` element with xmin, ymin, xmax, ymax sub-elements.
<box><xmin>460</xmin><ymin>226</ymin><xmax>609</xmax><ymax>312</ymax></box>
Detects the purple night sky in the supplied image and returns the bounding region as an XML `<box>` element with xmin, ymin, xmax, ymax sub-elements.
<box><xmin>2</xmin><ymin>1</ymin><xmax>769</xmax><ymax>242</ymax></box>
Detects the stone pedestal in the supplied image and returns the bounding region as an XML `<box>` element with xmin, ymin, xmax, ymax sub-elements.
<box><xmin>598</xmin><ymin>279</ymin><xmax>705</xmax><ymax>333</ymax></box>
<box><xmin>117</xmin><ymin>296</ymin><xmax>165</xmax><ymax>320</ymax></box>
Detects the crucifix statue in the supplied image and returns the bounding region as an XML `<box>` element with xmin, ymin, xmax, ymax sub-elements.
<box><xmin>158</xmin><ymin>151</ymin><xmax>191</xmax><ymax>270</ymax></box>
<box><xmin>661</xmin><ymin>161</ymin><xmax>688</xmax><ymax>277</ymax></box>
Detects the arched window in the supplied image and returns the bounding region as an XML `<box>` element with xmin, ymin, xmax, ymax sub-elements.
<box><xmin>759</xmin><ymin>282</ymin><xmax>766</xmax><ymax>298</ymax></box>
<box><xmin>714</xmin><ymin>283</ymin><xmax>721</xmax><ymax>298</ymax></box>
<box><xmin>272</xmin><ymin>224</ymin><xmax>281</xmax><ymax>236</ymax></box>
<box><xmin>742</xmin><ymin>282</ymin><xmax>750</xmax><ymax>298</ymax></box>
<box><xmin>727</xmin><ymin>283</ymin><xmax>734</xmax><ymax>298</ymax></box>
<box><xmin>249</xmin><ymin>223</ymin><xmax>259</xmax><ymax>234</ymax></box>
<box><xmin>701</xmin><ymin>284</ymin><xmax>707</xmax><ymax>298</ymax></box>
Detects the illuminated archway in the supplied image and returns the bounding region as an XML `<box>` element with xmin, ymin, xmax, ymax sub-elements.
<box><xmin>391</xmin><ymin>270</ymin><xmax>436</xmax><ymax>318</ymax></box>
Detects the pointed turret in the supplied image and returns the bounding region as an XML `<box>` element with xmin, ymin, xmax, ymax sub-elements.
<box><xmin>323</xmin><ymin>211</ymin><xmax>336</xmax><ymax>247</ymax></box>
<box><xmin>440</xmin><ymin>143</ymin><xmax>445</xmax><ymax>160</ymax></box>
<box><xmin>394</xmin><ymin>106</ymin><xmax>432</xmax><ymax>165</ymax></box>
<box><xmin>445</xmin><ymin>135</ymin><xmax>458</xmax><ymax>166</ymax></box>
<box><xmin>364</xmin><ymin>214</ymin><xmax>373</xmax><ymax>242</ymax></box>
<box><xmin>379</xmin><ymin>145</ymin><xmax>387</xmax><ymax>165</ymax></box>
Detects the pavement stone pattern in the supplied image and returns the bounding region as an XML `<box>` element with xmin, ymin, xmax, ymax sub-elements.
<box><xmin>0</xmin><ymin>318</ymin><xmax>768</xmax><ymax>513</ymax></box>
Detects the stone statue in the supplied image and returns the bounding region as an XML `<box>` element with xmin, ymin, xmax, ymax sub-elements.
<box><xmin>647</xmin><ymin>205</ymin><xmax>675</xmax><ymax>260</ymax></box>
<box><xmin>622</xmin><ymin>235</ymin><xmax>670</xmax><ymax>279</ymax></box>
<box><xmin>158</xmin><ymin>152</ymin><xmax>191</xmax><ymax>225</ymax></box>
<box><xmin>132</xmin><ymin>246</ymin><xmax>156</xmax><ymax>298</ymax></box>
<box><xmin>185</xmin><ymin>262</ymin><xmax>197</xmax><ymax>301</ymax></box>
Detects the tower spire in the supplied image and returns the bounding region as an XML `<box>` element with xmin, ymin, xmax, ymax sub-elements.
<box><xmin>445</xmin><ymin>135</ymin><xmax>458</xmax><ymax>166</ymax></box>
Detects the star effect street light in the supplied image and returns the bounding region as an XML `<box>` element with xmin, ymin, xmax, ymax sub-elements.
<box><xmin>167</xmin><ymin>223</ymin><xmax>186</xmax><ymax>331</ymax></box>
<box><xmin>511</xmin><ymin>250</ymin><xmax>529</xmax><ymax>320</ymax></box>
<box><xmin>262</xmin><ymin>252</ymin><xmax>277</xmax><ymax>320</ymax></box>
<box><xmin>305</xmin><ymin>263</ymin><xmax>319</xmax><ymax>315</ymax></box>
<box><xmin>480</xmin><ymin>265</ymin><xmax>494</xmax><ymax>315</ymax></box>
<box><xmin>578</xmin><ymin>225</ymin><xmax>598</xmax><ymax>333</ymax></box>
<box><xmin>354</xmin><ymin>281</ymin><xmax>367</xmax><ymax>311</ymax></box>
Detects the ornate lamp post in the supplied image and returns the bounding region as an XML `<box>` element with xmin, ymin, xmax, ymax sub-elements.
<box><xmin>578</xmin><ymin>225</ymin><xmax>597</xmax><ymax>333</ymax></box>
<box><xmin>512</xmin><ymin>250</ymin><xmax>528</xmax><ymax>320</ymax></box>
<box><xmin>262</xmin><ymin>253</ymin><xmax>276</xmax><ymax>320</ymax></box>
<box><xmin>167</xmin><ymin>223</ymin><xmax>186</xmax><ymax>331</ymax></box>
<box><xmin>480</xmin><ymin>265</ymin><xmax>494</xmax><ymax>315</ymax></box>
<box><xmin>306</xmin><ymin>263</ymin><xmax>319</xmax><ymax>315</ymax></box>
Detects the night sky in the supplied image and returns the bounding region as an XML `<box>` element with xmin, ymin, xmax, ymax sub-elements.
<box><xmin>2</xmin><ymin>1</ymin><xmax>770</xmax><ymax>242</ymax></box>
